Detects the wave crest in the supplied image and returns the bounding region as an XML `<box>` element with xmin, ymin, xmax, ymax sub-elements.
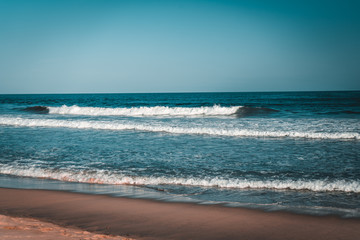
<box><xmin>23</xmin><ymin>106</ymin><xmax>49</xmax><ymax>114</ymax></box>
<box><xmin>48</xmin><ymin>105</ymin><xmax>241</xmax><ymax>116</ymax></box>
<box><xmin>0</xmin><ymin>117</ymin><xmax>359</xmax><ymax>139</ymax></box>
<box><xmin>235</xmin><ymin>106</ymin><xmax>278</xmax><ymax>117</ymax></box>
<box><xmin>0</xmin><ymin>165</ymin><xmax>359</xmax><ymax>193</ymax></box>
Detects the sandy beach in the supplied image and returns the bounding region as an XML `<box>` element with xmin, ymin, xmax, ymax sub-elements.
<box><xmin>0</xmin><ymin>188</ymin><xmax>359</xmax><ymax>240</ymax></box>
<box><xmin>0</xmin><ymin>214</ymin><xmax>130</xmax><ymax>239</ymax></box>
<box><xmin>1</xmin><ymin>0</ymin><xmax>360</xmax><ymax>237</ymax></box>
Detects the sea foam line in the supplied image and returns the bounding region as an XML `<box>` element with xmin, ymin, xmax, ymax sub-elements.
<box><xmin>0</xmin><ymin>165</ymin><xmax>359</xmax><ymax>193</ymax></box>
<box><xmin>48</xmin><ymin>105</ymin><xmax>241</xmax><ymax>116</ymax></box>
<box><xmin>0</xmin><ymin>117</ymin><xmax>359</xmax><ymax>140</ymax></box>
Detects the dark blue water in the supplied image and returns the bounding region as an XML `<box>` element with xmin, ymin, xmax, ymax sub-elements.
<box><xmin>0</xmin><ymin>92</ymin><xmax>359</xmax><ymax>217</ymax></box>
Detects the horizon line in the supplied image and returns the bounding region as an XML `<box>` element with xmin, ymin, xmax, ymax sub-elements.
<box><xmin>0</xmin><ymin>89</ymin><xmax>359</xmax><ymax>95</ymax></box>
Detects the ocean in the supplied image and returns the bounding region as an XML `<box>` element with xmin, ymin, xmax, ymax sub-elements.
<box><xmin>0</xmin><ymin>91</ymin><xmax>359</xmax><ymax>217</ymax></box>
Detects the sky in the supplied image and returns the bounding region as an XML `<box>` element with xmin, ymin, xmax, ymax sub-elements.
<box><xmin>0</xmin><ymin>0</ymin><xmax>359</xmax><ymax>94</ymax></box>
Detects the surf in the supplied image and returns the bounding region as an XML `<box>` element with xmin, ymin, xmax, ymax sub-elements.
<box><xmin>0</xmin><ymin>164</ymin><xmax>359</xmax><ymax>193</ymax></box>
<box><xmin>47</xmin><ymin>105</ymin><xmax>242</xmax><ymax>116</ymax></box>
<box><xmin>0</xmin><ymin>117</ymin><xmax>358</xmax><ymax>140</ymax></box>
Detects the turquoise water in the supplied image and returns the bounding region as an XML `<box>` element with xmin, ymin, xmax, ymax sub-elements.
<box><xmin>0</xmin><ymin>92</ymin><xmax>359</xmax><ymax>217</ymax></box>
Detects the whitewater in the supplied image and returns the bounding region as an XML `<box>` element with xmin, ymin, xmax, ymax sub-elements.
<box><xmin>1</xmin><ymin>164</ymin><xmax>359</xmax><ymax>193</ymax></box>
<box><xmin>0</xmin><ymin>116</ymin><xmax>358</xmax><ymax>139</ymax></box>
<box><xmin>47</xmin><ymin>105</ymin><xmax>242</xmax><ymax>116</ymax></box>
<box><xmin>1</xmin><ymin>92</ymin><xmax>359</xmax><ymax>217</ymax></box>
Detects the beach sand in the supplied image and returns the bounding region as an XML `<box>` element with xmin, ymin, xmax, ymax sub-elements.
<box><xmin>0</xmin><ymin>214</ymin><xmax>130</xmax><ymax>239</ymax></box>
<box><xmin>0</xmin><ymin>188</ymin><xmax>359</xmax><ymax>240</ymax></box>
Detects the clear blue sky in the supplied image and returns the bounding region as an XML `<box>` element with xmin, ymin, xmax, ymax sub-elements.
<box><xmin>0</xmin><ymin>0</ymin><xmax>359</xmax><ymax>93</ymax></box>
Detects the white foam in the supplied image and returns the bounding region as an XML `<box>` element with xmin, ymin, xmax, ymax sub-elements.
<box><xmin>0</xmin><ymin>117</ymin><xmax>359</xmax><ymax>140</ymax></box>
<box><xmin>48</xmin><ymin>105</ymin><xmax>241</xmax><ymax>116</ymax></box>
<box><xmin>0</xmin><ymin>165</ymin><xmax>359</xmax><ymax>193</ymax></box>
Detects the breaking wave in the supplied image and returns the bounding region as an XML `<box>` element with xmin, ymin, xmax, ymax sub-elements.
<box><xmin>0</xmin><ymin>165</ymin><xmax>359</xmax><ymax>193</ymax></box>
<box><xmin>0</xmin><ymin>117</ymin><xmax>359</xmax><ymax>139</ymax></box>
<box><xmin>23</xmin><ymin>106</ymin><xmax>49</xmax><ymax>114</ymax></box>
<box><xmin>48</xmin><ymin>105</ymin><xmax>241</xmax><ymax>116</ymax></box>
<box><xmin>235</xmin><ymin>106</ymin><xmax>278</xmax><ymax>117</ymax></box>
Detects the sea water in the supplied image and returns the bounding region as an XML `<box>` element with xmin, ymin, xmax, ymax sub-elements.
<box><xmin>0</xmin><ymin>92</ymin><xmax>359</xmax><ymax>217</ymax></box>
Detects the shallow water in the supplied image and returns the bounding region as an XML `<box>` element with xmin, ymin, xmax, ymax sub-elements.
<box><xmin>0</xmin><ymin>92</ymin><xmax>359</xmax><ymax>217</ymax></box>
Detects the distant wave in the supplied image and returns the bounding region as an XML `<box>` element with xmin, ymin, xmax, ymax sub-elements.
<box><xmin>235</xmin><ymin>106</ymin><xmax>278</xmax><ymax>117</ymax></box>
<box><xmin>0</xmin><ymin>117</ymin><xmax>358</xmax><ymax>139</ymax></box>
<box><xmin>47</xmin><ymin>105</ymin><xmax>241</xmax><ymax>116</ymax></box>
<box><xmin>0</xmin><ymin>165</ymin><xmax>359</xmax><ymax>193</ymax></box>
<box><xmin>22</xmin><ymin>106</ymin><xmax>49</xmax><ymax>114</ymax></box>
<box><xmin>22</xmin><ymin>105</ymin><xmax>279</xmax><ymax>118</ymax></box>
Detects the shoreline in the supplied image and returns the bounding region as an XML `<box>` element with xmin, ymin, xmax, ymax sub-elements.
<box><xmin>1</xmin><ymin>188</ymin><xmax>360</xmax><ymax>240</ymax></box>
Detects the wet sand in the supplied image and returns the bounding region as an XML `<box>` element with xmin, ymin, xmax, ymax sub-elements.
<box><xmin>0</xmin><ymin>188</ymin><xmax>359</xmax><ymax>240</ymax></box>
